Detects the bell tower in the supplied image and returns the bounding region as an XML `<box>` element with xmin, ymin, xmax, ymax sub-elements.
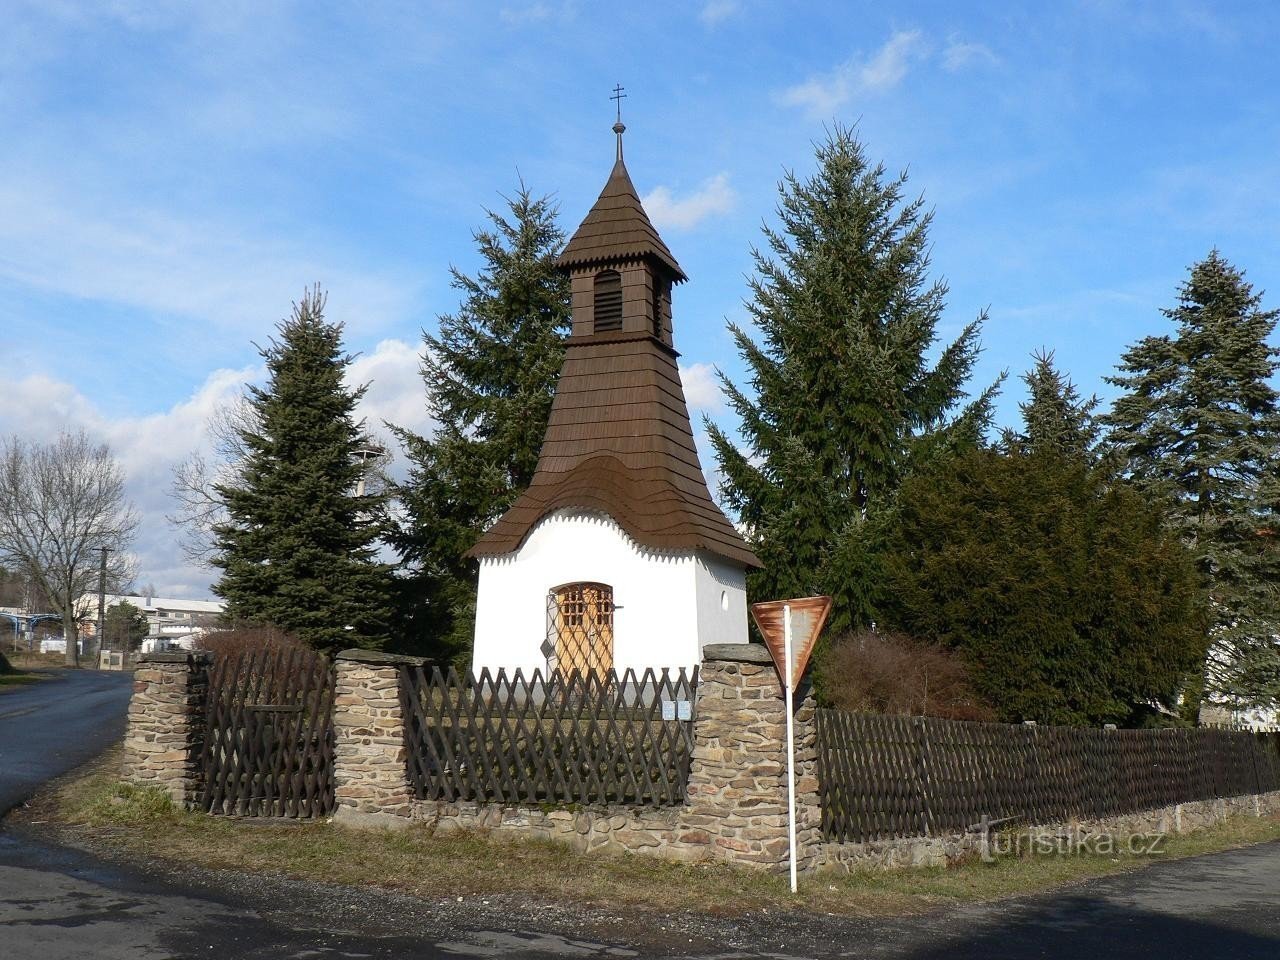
<box><xmin>559</xmin><ymin>118</ymin><xmax>685</xmax><ymax>349</ymax></box>
<box><xmin>468</xmin><ymin>106</ymin><xmax>758</xmax><ymax>677</ymax></box>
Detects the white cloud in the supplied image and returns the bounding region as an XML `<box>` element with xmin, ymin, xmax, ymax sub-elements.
<box><xmin>679</xmin><ymin>362</ymin><xmax>724</xmax><ymax>413</ymax></box>
<box><xmin>0</xmin><ymin>177</ymin><xmax>419</xmax><ymax>342</ymax></box>
<box><xmin>348</xmin><ymin>338</ymin><xmax>432</xmax><ymax>449</ymax></box>
<box><xmin>777</xmin><ymin>30</ymin><xmax>925</xmax><ymax>116</ymax></box>
<box><xmin>500</xmin><ymin>4</ymin><xmax>553</xmax><ymax>25</ymax></box>
<box><xmin>942</xmin><ymin>38</ymin><xmax>999</xmax><ymax>72</ymax></box>
<box><xmin>643</xmin><ymin>173</ymin><xmax>737</xmax><ymax>231</ymax></box>
<box><xmin>0</xmin><ymin>339</ymin><xmax>430</xmax><ymax>600</ymax></box>
<box><xmin>699</xmin><ymin>0</ymin><xmax>740</xmax><ymax>27</ymax></box>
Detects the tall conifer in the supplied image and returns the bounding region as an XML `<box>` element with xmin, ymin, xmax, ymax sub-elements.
<box><xmin>390</xmin><ymin>188</ymin><xmax>570</xmax><ymax>657</ymax></box>
<box><xmin>1103</xmin><ymin>251</ymin><xmax>1280</xmax><ymax>706</ymax></box>
<box><xmin>707</xmin><ymin>126</ymin><xmax>998</xmax><ymax>633</ymax></box>
<box><xmin>212</xmin><ymin>288</ymin><xmax>393</xmax><ymax>654</ymax></box>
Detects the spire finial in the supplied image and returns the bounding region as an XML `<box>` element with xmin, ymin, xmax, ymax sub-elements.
<box><xmin>610</xmin><ymin>83</ymin><xmax>627</xmax><ymax>162</ymax></box>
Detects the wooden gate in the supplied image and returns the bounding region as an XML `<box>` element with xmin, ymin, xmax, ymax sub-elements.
<box><xmin>199</xmin><ymin>646</ymin><xmax>335</xmax><ymax>817</ymax></box>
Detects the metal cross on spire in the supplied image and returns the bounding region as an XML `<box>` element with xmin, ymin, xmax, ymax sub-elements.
<box><xmin>611</xmin><ymin>83</ymin><xmax>627</xmax><ymax>123</ymax></box>
<box><xmin>610</xmin><ymin>84</ymin><xmax>627</xmax><ymax>161</ymax></box>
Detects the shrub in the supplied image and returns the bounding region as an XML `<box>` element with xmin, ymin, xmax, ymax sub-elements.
<box><xmin>881</xmin><ymin>448</ymin><xmax>1207</xmax><ymax>725</ymax></box>
<box><xmin>193</xmin><ymin>625</ymin><xmax>312</xmax><ymax>662</ymax></box>
<box><xmin>816</xmin><ymin>628</ymin><xmax>994</xmax><ymax>721</ymax></box>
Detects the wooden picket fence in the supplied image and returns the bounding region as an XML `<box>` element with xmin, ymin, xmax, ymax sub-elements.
<box><xmin>398</xmin><ymin>665</ymin><xmax>699</xmax><ymax>808</ymax></box>
<box><xmin>817</xmin><ymin>709</ymin><xmax>1280</xmax><ymax>843</ymax></box>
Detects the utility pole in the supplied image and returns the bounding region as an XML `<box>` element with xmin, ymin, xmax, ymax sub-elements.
<box><xmin>96</xmin><ymin>546</ymin><xmax>109</xmax><ymax>667</ymax></box>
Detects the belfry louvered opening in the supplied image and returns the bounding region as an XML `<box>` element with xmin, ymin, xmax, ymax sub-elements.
<box><xmin>593</xmin><ymin>270</ymin><xmax>623</xmax><ymax>332</ymax></box>
<box><xmin>651</xmin><ymin>276</ymin><xmax>667</xmax><ymax>338</ymax></box>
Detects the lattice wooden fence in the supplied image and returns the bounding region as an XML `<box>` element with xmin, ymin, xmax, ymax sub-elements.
<box><xmin>399</xmin><ymin>665</ymin><xmax>698</xmax><ymax>808</ymax></box>
<box><xmin>817</xmin><ymin>709</ymin><xmax>1280</xmax><ymax>843</ymax></box>
<box><xmin>199</xmin><ymin>647</ymin><xmax>335</xmax><ymax>817</ymax></box>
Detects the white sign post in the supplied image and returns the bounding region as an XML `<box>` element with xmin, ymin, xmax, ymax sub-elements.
<box><xmin>749</xmin><ymin>594</ymin><xmax>831</xmax><ymax>896</ymax></box>
<box><xmin>783</xmin><ymin>602</ymin><xmax>798</xmax><ymax>894</ymax></box>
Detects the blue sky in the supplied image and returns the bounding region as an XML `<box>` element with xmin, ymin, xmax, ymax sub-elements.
<box><xmin>2</xmin><ymin>1</ymin><xmax>1278</xmax><ymax>598</ymax></box>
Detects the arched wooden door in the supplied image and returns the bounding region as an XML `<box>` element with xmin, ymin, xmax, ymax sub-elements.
<box><xmin>547</xmin><ymin>582</ymin><xmax>614</xmax><ymax>680</ymax></box>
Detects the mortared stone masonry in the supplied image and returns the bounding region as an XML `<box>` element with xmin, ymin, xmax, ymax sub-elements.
<box><xmin>121</xmin><ymin>644</ymin><xmax>1280</xmax><ymax>874</ymax></box>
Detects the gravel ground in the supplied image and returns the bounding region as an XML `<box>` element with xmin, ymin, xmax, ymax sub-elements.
<box><xmin>4</xmin><ymin>672</ymin><xmax>1277</xmax><ymax>958</ymax></box>
<box><xmin>9</xmin><ymin>816</ymin><xmax>884</xmax><ymax>957</ymax></box>
<box><xmin>11</xmin><ymin>817</ymin><xmax>1280</xmax><ymax>959</ymax></box>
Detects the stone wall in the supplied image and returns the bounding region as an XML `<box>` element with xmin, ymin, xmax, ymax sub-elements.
<box><xmin>119</xmin><ymin>643</ymin><xmax>1280</xmax><ymax>876</ymax></box>
<box><xmin>332</xmin><ymin>650</ymin><xmax>421</xmax><ymax>828</ymax></box>
<box><xmin>121</xmin><ymin>651</ymin><xmax>211</xmax><ymax>805</ymax></box>
<box><xmin>679</xmin><ymin>643</ymin><xmax>821</xmax><ymax>870</ymax></box>
<box><xmin>817</xmin><ymin>789</ymin><xmax>1280</xmax><ymax>872</ymax></box>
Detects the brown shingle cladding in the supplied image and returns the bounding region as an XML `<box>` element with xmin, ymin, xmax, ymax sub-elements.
<box><xmin>556</xmin><ymin>159</ymin><xmax>688</xmax><ymax>282</ymax></box>
<box><xmin>468</xmin><ymin>148</ymin><xmax>757</xmax><ymax>569</ymax></box>
<box><xmin>468</xmin><ymin>333</ymin><xmax>760</xmax><ymax>568</ymax></box>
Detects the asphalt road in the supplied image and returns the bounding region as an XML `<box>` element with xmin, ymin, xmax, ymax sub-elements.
<box><xmin>0</xmin><ymin>668</ymin><xmax>134</xmax><ymax>816</ymax></box>
<box><xmin>0</xmin><ymin>669</ymin><xmax>1278</xmax><ymax>958</ymax></box>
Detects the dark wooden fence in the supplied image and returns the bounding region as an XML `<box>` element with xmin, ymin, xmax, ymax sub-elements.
<box><xmin>398</xmin><ymin>665</ymin><xmax>698</xmax><ymax>808</ymax></box>
<box><xmin>817</xmin><ymin>709</ymin><xmax>1280</xmax><ymax>843</ymax></box>
<box><xmin>199</xmin><ymin>647</ymin><xmax>335</xmax><ymax>817</ymax></box>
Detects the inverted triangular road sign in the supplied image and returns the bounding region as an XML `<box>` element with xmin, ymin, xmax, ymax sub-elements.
<box><xmin>750</xmin><ymin>596</ymin><xmax>832</xmax><ymax>691</ymax></box>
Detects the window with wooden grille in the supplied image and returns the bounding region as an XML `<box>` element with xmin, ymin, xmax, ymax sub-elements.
<box><xmin>593</xmin><ymin>270</ymin><xmax>623</xmax><ymax>332</ymax></box>
<box><xmin>544</xmin><ymin>582</ymin><xmax>614</xmax><ymax>680</ymax></box>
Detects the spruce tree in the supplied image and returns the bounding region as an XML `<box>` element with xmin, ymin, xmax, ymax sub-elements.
<box><xmin>390</xmin><ymin>188</ymin><xmax>570</xmax><ymax>658</ymax></box>
<box><xmin>707</xmin><ymin>126</ymin><xmax>999</xmax><ymax>634</ymax></box>
<box><xmin>1001</xmin><ymin>350</ymin><xmax>1098</xmax><ymax>459</ymax></box>
<box><xmin>1103</xmin><ymin>251</ymin><xmax>1280</xmax><ymax>707</ymax></box>
<box><xmin>212</xmin><ymin>288</ymin><xmax>393</xmax><ymax>654</ymax></box>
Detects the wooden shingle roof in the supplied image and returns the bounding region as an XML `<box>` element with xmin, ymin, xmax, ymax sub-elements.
<box><xmin>469</xmin><ymin>333</ymin><xmax>758</xmax><ymax>567</ymax></box>
<box><xmin>468</xmin><ymin>147</ymin><xmax>757</xmax><ymax>569</ymax></box>
<box><xmin>556</xmin><ymin>158</ymin><xmax>687</xmax><ymax>282</ymax></box>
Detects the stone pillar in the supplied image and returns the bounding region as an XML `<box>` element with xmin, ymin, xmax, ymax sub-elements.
<box><xmin>121</xmin><ymin>651</ymin><xmax>212</xmax><ymax>806</ymax></box>
<box><xmin>332</xmin><ymin>649</ymin><xmax>423</xmax><ymax>828</ymax></box>
<box><xmin>683</xmin><ymin>643</ymin><xmax>820</xmax><ymax>872</ymax></box>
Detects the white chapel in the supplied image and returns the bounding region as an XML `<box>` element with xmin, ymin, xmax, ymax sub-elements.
<box><xmin>468</xmin><ymin>119</ymin><xmax>760</xmax><ymax>678</ymax></box>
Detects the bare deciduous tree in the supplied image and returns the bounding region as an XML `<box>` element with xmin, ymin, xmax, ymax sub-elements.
<box><xmin>167</xmin><ymin>394</ymin><xmax>255</xmax><ymax>565</ymax></box>
<box><xmin>169</xmin><ymin>393</ymin><xmax>392</xmax><ymax>566</ymax></box>
<box><xmin>0</xmin><ymin>431</ymin><xmax>138</xmax><ymax>666</ymax></box>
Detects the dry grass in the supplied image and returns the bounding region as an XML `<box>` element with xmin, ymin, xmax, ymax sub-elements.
<box><xmin>34</xmin><ymin>750</ymin><xmax>1280</xmax><ymax>919</ymax></box>
<box><xmin>5</xmin><ymin>650</ymin><xmax>65</xmax><ymax>670</ymax></box>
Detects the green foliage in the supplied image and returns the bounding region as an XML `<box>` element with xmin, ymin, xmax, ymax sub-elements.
<box><xmin>212</xmin><ymin>288</ymin><xmax>394</xmax><ymax>655</ymax></box>
<box><xmin>707</xmin><ymin>125</ymin><xmax>999</xmax><ymax>635</ymax></box>
<box><xmin>95</xmin><ymin>781</ymin><xmax>176</xmax><ymax>825</ymax></box>
<box><xmin>882</xmin><ymin>445</ymin><xmax>1208</xmax><ymax>725</ymax></box>
<box><xmin>103</xmin><ymin>601</ymin><xmax>148</xmax><ymax>651</ymax></box>
<box><xmin>1103</xmin><ymin>251</ymin><xmax>1280</xmax><ymax>707</ymax></box>
<box><xmin>390</xmin><ymin>187</ymin><xmax>570</xmax><ymax>658</ymax></box>
<box><xmin>1001</xmin><ymin>350</ymin><xmax>1099</xmax><ymax>459</ymax></box>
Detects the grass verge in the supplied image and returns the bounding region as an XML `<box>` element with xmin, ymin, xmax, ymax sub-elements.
<box><xmin>27</xmin><ymin>749</ymin><xmax>1280</xmax><ymax>919</ymax></box>
<box><xmin>0</xmin><ymin>673</ymin><xmax>44</xmax><ymax>690</ymax></box>
<box><xmin>0</xmin><ymin>652</ymin><xmax>50</xmax><ymax>691</ymax></box>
